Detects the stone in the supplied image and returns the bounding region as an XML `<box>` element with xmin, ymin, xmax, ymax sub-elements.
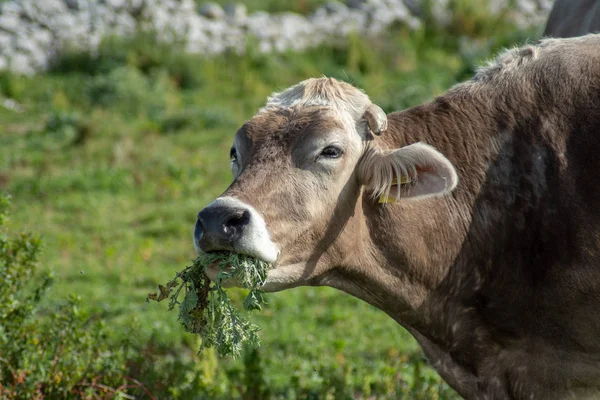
<box><xmin>1</xmin><ymin>1</ymin><xmax>23</xmax><ymax>16</ymax></box>
<box><xmin>0</xmin><ymin>32</ymin><xmax>13</xmax><ymax>50</ymax></box>
<box><xmin>428</xmin><ymin>0</ymin><xmax>451</xmax><ymax>26</ymax></box>
<box><xmin>2</xmin><ymin>98</ymin><xmax>25</xmax><ymax>113</ymax></box>
<box><xmin>15</xmin><ymin>35</ymin><xmax>41</xmax><ymax>55</ymax></box>
<box><xmin>26</xmin><ymin>44</ymin><xmax>50</xmax><ymax>70</ymax></box>
<box><xmin>402</xmin><ymin>0</ymin><xmax>421</xmax><ymax>16</ymax></box>
<box><xmin>104</xmin><ymin>0</ymin><xmax>127</xmax><ymax>10</ymax></box>
<box><xmin>64</xmin><ymin>0</ymin><xmax>80</xmax><ymax>10</ymax></box>
<box><xmin>34</xmin><ymin>0</ymin><xmax>69</xmax><ymax>18</ymax></box>
<box><xmin>203</xmin><ymin>19</ymin><xmax>228</xmax><ymax>38</ymax></box>
<box><xmin>245</xmin><ymin>11</ymin><xmax>273</xmax><ymax>39</ymax></box>
<box><xmin>31</xmin><ymin>29</ymin><xmax>53</xmax><ymax>48</ymax></box>
<box><xmin>112</xmin><ymin>12</ymin><xmax>137</xmax><ymax>34</ymax></box>
<box><xmin>52</xmin><ymin>14</ymin><xmax>79</xmax><ymax>36</ymax></box>
<box><xmin>516</xmin><ymin>0</ymin><xmax>537</xmax><ymax>14</ymax></box>
<box><xmin>186</xmin><ymin>26</ymin><xmax>209</xmax><ymax>53</ymax></box>
<box><xmin>198</xmin><ymin>2</ymin><xmax>225</xmax><ymax>20</ymax></box>
<box><xmin>323</xmin><ymin>1</ymin><xmax>347</xmax><ymax>14</ymax></box>
<box><xmin>9</xmin><ymin>52</ymin><xmax>35</xmax><ymax>75</ymax></box>
<box><xmin>179</xmin><ymin>0</ymin><xmax>196</xmax><ymax>13</ymax></box>
<box><xmin>224</xmin><ymin>3</ymin><xmax>247</xmax><ymax>20</ymax></box>
<box><xmin>346</xmin><ymin>0</ymin><xmax>367</xmax><ymax>10</ymax></box>
<box><xmin>0</xmin><ymin>15</ymin><xmax>22</xmax><ymax>34</ymax></box>
<box><xmin>123</xmin><ymin>0</ymin><xmax>145</xmax><ymax>16</ymax></box>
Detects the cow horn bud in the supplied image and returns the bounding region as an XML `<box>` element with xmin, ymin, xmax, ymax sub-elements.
<box><xmin>362</xmin><ymin>104</ymin><xmax>388</xmax><ymax>136</ymax></box>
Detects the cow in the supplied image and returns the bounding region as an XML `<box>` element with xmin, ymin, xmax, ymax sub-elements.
<box><xmin>544</xmin><ymin>0</ymin><xmax>600</xmax><ymax>38</ymax></box>
<box><xmin>193</xmin><ymin>34</ymin><xmax>600</xmax><ymax>399</ymax></box>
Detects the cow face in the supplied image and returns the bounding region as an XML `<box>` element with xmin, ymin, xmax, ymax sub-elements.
<box><xmin>194</xmin><ymin>78</ymin><xmax>458</xmax><ymax>291</ymax></box>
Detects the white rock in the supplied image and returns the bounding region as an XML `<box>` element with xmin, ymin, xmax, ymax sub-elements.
<box><xmin>32</xmin><ymin>29</ymin><xmax>54</xmax><ymax>48</ymax></box>
<box><xmin>15</xmin><ymin>35</ymin><xmax>41</xmax><ymax>54</ymax></box>
<box><xmin>198</xmin><ymin>2</ymin><xmax>225</xmax><ymax>20</ymax></box>
<box><xmin>65</xmin><ymin>0</ymin><xmax>81</xmax><ymax>10</ymax></box>
<box><xmin>0</xmin><ymin>15</ymin><xmax>22</xmax><ymax>34</ymax></box>
<box><xmin>347</xmin><ymin>0</ymin><xmax>367</xmax><ymax>10</ymax></box>
<box><xmin>224</xmin><ymin>3</ymin><xmax>247</xmax><ymax>20</ymax></box>
<box><xmin>1</xmin><ymin>2</ymin><xmax>23</xmax><ymax>16</ymax></box>
<box><xmin>9</xmin><ymin>52</ymin><xmax>35</xmax><ymax>75</ymax></box>
<box><xmin>179</xmin><ymin>0</ymin><xmax>196</xmax><ymax>13</ymax></box>
<box><xmin>517</xmin><ymin>0</ymin><xmax>537</xmax><ymax>14</ymax></box>
<box><xmin>112</xmin><ymin>12</ymin><xmax>137</xmax><ymax>34</ymax></box>
<box><xmin>104</xmin><ymin>0</ymin><xmax>127</xmax><ymax>10</ymax></box>
<box><xmin>34</xmin><ymin>0</ymin><xmax>69</xmax><ymax>19</ymax></box>
<box><xmin>0</xmin><ymin>32</ymin><xmax>13</xmax><ymax>50</ymax></box>
<box><xmin>322</xmin><ymin>1</ymin><xmax>347</xmax><ymax>14</ymax></box>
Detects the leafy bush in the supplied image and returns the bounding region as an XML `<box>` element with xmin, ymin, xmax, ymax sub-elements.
<box><xmin>85</xmin><ymin>66</ymin><xmax>179</xmax><ymax>116</ymax></box>
<box><xmin>0</xmin><ymin>194</ymin><xmax>145</xmax><ymax>399</ymax></box>
<box><xmin>156</xmin><ymin>107</ymin><xmax>237</xmax><ymax>134</ymax></box>
<box><xmin>53</xmin><ymin>32</ymin><xmax>204</xmax><ymax>89</ymax></box>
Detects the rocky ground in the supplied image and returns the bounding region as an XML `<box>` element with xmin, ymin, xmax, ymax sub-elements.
<box><xmin>0</xmin><ymin>0</ymin><xmax>553</xmax><ymax>75</ymax></box>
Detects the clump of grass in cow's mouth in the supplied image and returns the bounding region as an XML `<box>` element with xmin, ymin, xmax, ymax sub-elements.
<box><xmin>146</xmin><ymin>251</ymin><xmax>272</xmax><ymax>358</ymax></box>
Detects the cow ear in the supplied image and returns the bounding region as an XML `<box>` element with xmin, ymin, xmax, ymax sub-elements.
<box><xmin>358</xmin><ymin>142</ymin><xmax>458</xmax><ymax>202</ymax></box>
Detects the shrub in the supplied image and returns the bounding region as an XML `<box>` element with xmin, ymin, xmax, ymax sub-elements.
<box><xmin>52</xmin><ymin>32</ymin><xmax>204</xmax><ymax>90</ymax></box>
<box><xmin>85</xmin><ymin>66</ymin><xmax>179</xmax><ymax>116</ymax></box>
<box><xmin>156</xmin><ymin>107</ymin><xmax>237</xmax><ymax>134</ymax></box>
<box><xmin>0</xmin><ymin>193</ymin><xmax>146</xmax><ymax>399</ymax></box>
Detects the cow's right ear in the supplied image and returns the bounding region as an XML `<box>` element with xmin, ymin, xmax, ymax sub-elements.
<box><xmin>358</xmin><ymin>142</ymin><xmax>458</xmax><ymax>202</ymax></box>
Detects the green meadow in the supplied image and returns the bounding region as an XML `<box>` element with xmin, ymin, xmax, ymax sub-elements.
<box><xmin>0</xmin><ymin>2</ymin><xmax>541</xmax><ymax>398</ymax></box>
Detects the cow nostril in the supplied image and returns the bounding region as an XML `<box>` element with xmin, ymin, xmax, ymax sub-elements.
<box><xmin>194</xmin><ymin>219</ymin><xmax>204</xmax><ymax>243</ymax></box>
<box><xmin>223</xmin><ymin>209</ymin><xmax>251</xmax><ymax>233</ymax></box>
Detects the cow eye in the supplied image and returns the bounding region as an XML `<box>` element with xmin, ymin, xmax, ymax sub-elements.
<box><xmin>229</xmin><ymin>147</ymin><xmax>238</xmax><ymax>163</ymax></box>
<box><xmin>319</xmin><ymin>145</ymin><xmax>343</xmax><ymax>159</ymax></box>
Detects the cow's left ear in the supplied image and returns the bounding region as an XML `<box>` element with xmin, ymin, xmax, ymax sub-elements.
<box><xmin>358</xmin><ymin>142</ymin><xmax>458</xmax><ymax>202</ymax></box>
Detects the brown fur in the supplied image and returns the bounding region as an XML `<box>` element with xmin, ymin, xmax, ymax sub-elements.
<box><xmin>205</xmin><ymin>35</ymin><xmax>600</xmax><ymax>399</ymax></box>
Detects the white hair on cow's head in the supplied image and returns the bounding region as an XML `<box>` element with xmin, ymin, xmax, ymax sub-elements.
<box><xmin>260</xmin><ymin>77</ymin><xmax>372</xmax><ymax>124</ymax></box>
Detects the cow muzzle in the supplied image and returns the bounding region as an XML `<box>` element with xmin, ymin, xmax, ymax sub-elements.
<box><xmin>193</xmin><ymin>197</ymin><xmax>279</xmax><ymax>264</ymax></box>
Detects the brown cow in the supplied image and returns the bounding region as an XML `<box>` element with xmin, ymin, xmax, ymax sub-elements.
<box><xmin>193</xmin><ymin>35</ymin><xmax>600</xmax><ymax>399</ymax></box>
<box><xmin>544</xmin><ymin>0</ymin><xmax>600</xmax><ymax>38</ymax></box>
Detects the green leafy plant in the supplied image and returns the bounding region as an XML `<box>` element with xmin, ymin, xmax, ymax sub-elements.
<box><xmin>148</xmin><ymin>252</ymin><xmax>271</xmax><ymax>358</ymax></box>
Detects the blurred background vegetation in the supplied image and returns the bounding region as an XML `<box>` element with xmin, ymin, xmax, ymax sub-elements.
<box><xmin>0</xmin><ymin>0</ymin><xmax>542</xmax><ymax>398</ymax></box>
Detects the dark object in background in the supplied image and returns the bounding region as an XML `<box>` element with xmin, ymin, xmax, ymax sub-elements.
<box><xmin>544</xmin><ymin>0</ymin><xmax>600</xmax><ymax>37</ymax></box>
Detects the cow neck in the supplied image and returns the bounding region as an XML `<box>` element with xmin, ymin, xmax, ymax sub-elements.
<box><xmin>334</xmin><ymin>94</ymin><xmax>508</xmax><ymax>392</ymax></box>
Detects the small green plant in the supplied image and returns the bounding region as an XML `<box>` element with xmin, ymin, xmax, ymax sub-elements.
<box><xmin>148</xmin><ymin>252</ymin><xmax>271</xmax><ymax>358</ymax></box>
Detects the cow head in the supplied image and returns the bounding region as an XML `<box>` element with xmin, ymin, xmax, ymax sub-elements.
<box><xmin>194</xmin><ymin>77</ymin><xmax>458</xmax><ymax>292</ymax></box>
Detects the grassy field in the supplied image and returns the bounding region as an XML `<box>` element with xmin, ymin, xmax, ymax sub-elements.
<box><xmin>0</xmin><ymin>2</ymin><xmax>542</xmax><ymax>399</ymax></box>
